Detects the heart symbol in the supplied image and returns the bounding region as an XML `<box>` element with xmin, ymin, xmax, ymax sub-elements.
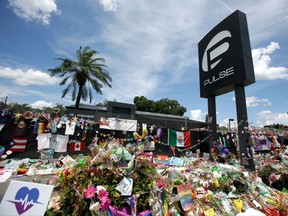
<box><xmin>11</xmin><ymin>187</ymin><xmax>40</xmax><ymax>215</ymax></box>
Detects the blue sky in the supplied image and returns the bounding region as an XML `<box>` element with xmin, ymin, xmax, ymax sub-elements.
<box><xmin>0</xmin><ymin>0</ymin><xmax>288</xmax><ymax>128</ymax></box>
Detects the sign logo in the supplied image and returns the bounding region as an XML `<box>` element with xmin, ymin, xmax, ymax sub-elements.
<box><xmin>201</xmin><ymin>30</ymin><xmax>232</xmax><ymax>72</ymax></box>
<box><xmin>8</xmin><ymin>187</ymin><xmax>42</xmax><ymax>215</ymax></box>
<box><xmin>0</xmin><ymin>180</ymin><xmax>54</xmax><ymax>216</ymax></box>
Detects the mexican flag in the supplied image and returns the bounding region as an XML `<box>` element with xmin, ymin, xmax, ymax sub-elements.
<box><xmin>168</xmin><ymin>129</ymin><xmax>191</xmax><ymax>147</ymax></box>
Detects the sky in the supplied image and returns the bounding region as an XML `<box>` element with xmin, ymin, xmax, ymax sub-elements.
<box><xmin>0</xmin><ymin>0</ymin><xmax>288</xmax><ymax>129</ymax></box>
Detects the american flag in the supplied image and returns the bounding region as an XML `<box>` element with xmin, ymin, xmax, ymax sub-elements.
<box><xmin>125</xmin><ymin>194</ymin><xmax>137</xmax><ymax>214</ymax></box>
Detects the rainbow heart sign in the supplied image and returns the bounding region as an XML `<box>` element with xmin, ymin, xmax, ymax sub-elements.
<box><xmin>0</xmin><ymin>180</ymin><xmax>54</xmax><ymax>216</ymax></box>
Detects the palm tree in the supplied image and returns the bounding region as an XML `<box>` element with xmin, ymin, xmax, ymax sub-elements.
<box><xmin>48</xmin><ymin>46</ymin><xmax>112</xmax><ymax>109</ymax></box>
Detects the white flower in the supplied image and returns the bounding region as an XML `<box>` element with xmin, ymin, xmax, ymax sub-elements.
<box><xmin>96</xmin><ymin>186</ymin><xmax>106</xmax><ymax>194</ymax></box>
<box><xmin>89</xmin><ymin>202</ymin><xmax>100</xmax><ymax>212</ymax></box>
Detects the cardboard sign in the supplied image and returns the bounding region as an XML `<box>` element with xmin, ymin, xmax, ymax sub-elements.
<box><xmin>169</xmin><ymin>157</ymin><xmax>184</xmax><ymax>166</ymax></box>
<box><xmin>0</xmin><ymin>180</ymin><xmax>54</xmax><ymax>216</ymax></box>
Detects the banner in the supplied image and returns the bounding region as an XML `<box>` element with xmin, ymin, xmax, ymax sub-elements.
<box><xmin>168</xmin><ymin>129</ymin><xmax>191</xmax><ymax>147</ymax></box>
<box><xmin>99</xmin><ymin>117</ymin><xmax>137</xmax><ymax>132</ymax></box>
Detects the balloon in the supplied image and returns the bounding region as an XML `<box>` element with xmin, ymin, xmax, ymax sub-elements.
<box><xmin>217</xmin><ymin>146</ymin><xmax>223</xmax><ymax>152</ymax></box>
<box><xmin>222</xmin><ymin>148</ymin><xmax>229</xmax><ymax>154</ymax></box>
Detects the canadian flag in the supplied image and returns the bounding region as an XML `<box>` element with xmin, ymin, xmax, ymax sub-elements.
<box><xmin>69</xmin><ymin>141</ymin><xmax>85</xmax><ymax>151</ymax></box>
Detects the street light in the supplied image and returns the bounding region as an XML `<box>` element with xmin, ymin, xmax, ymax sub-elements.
<box><xmin>228</xmin><ymin>118</ymin><xmax>234</xmax><ymax>131</ymax></box>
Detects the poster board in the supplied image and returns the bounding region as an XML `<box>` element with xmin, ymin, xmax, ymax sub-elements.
<box><xmin>0</xmin><ymin>180</ymin><xmax>54</xmax><ymax>216</ymax></box>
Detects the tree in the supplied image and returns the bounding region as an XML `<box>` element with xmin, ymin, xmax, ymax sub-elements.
<box><xmin>48</xmin><ymin>46</ymin><xmax>112</xmax><ymax>109</ymax></box>
<box><xmin>10</xmin><ymin>103</ymin><xmax>32</xmax><ymax>113</ymax></box>
<box><xmin>133</xmin><ymin>96</ymin><xmax>153</xmax><ymax>112</ymax></box>
<box><xmin>133</xmin><ymin>96</ymin><xmax>187</xmax><ymax>116</ymax></box>
<box><xmin>154</xmin><ymin>98</ymin><xmax>186</xmax><ymax>116</ymax></box>
<box><xmin>273</xmin><ymin>123</ymin><xmax>285</xmax><ymax>130</ymax></box>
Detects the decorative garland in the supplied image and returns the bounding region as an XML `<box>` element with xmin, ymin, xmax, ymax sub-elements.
<box><xmin>97</xmin><ymin>132</ymin><xmax>209</xmax><ymax>153</ymax></box>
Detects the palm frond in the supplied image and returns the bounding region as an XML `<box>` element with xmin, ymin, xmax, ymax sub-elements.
<box><xmin>88</xmin><ymin>88</ymin><xmax>93</xmax><ymax>103</ymax></box>
<box><xmin>81</xmin><ymin>85</ymin><xmax>88</xmax><ymax>101</ymax></box>
<box><xmin>62</xmin><ymin>84</ymin><xmax>71</xmax><ymax>98</ymax></box>
<box><xmin>90</xmin><ymin>79</ymin><xmax>103</xmax><ymax>94</ymax></box>
<box><xmin>59</xmin><ymin>77</ymin><xmax>69</xmax><ymax>85</ymax></box>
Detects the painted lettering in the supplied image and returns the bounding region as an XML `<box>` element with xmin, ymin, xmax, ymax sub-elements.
<box><xmin>204</xmin><ymin>67</ymin><xmax>234</xmax><ymax>87</ymax></box>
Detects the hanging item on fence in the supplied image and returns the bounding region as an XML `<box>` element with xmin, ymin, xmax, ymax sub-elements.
<box><xmin>10</xmin><ymin>137</ymin><xmax>27</xmax><ymax>152</ymax></box>
<box><xmin>168</xmin><ymin>129</ymin><xmax>191</xmax><ymax>147</ymax></box>
<box><xmin>100</xmin><ymin>117</ymin><xmax>137</xmax><ymax>132</ymax></box>
<box><xmin>69</xmin><ymin>140</ymin><xmax>86</xmax><ymax>151</ymax></box>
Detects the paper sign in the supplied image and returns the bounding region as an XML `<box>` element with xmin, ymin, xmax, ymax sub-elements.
<box><xmin>169</xmin><ymin>157</ymin><xmax>184</xmax><ymax>166</ymax></box>
<box><xmin>0</xmin><ymin>180</ymin><xmax>54</xmax><ymax>216</ymax></box>
<box><xmin>116</xmin><ymin>177</ymin><xmax>133</xmax><ymax>196</ymax></box>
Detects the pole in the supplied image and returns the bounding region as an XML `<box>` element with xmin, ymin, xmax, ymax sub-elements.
<box><xmin>235</xmin><ymin>85</ymin><xmax>255</xmax><ymax>171</ymax></box>
<box><xmin>208</xmin><ymin>96</ymin><xmax>217</xmax><ymax>159</ymax></box>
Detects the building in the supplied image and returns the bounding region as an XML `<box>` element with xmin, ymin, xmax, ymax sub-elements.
<box><xmin>65</xmin><ymin>101</ymin><xmax>210</xmax><ymax>156</ymax></box>
<box><xmin>65</xmin><ymin>101</ymin><xmax>208</xmax><ymax>130</ymax></box>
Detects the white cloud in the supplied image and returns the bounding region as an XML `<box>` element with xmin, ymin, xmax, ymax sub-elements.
<box><xmin>256</xmin><ymin>110</ymin><xmax>288</xmax><ymax>127</ymax></box>
<box><xmin>252</xmin><ymin>42</ymin><xmax>288</xmax><ymax>80</ymax></box>
<box><xmin>232</xmin><ymin>96</ymin><xmax>272</xmax><ymax>107</ymax></box>
<box><xmin>246</xmin><ymin>96</ymin><xmax>271</xmax><ymax>107</ymax></box>
<box><xmin>99</xmin><ymin>0</ymin><xmax>118</xmax><ymax>12</ymax></box>
<box><xmin>30</xmin><ymin>100</ymin><xmax>53</xmax><ymax>109</ymax></box>
<box><xmin>8</xmin><ymin>0</ymin><xmax>60</xmax><ymax>25</ymax></box>
<box><xmin>190</xmin><ymin>109</ymin><xmax>203</xmax><ymax>121</ymax></box>
<box><xmin>0</xmin><ymin>66</ymin><xmax>60</xmax><ymax>86</ymax></box>
<box><xmin>218</xmin><ymin>118</ymin><xmax>236</xmax><ymax>129</ymax></box>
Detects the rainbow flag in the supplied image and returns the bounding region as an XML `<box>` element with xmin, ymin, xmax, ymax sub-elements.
<box><xmin>157</xmin><ymin>155</ymin><xmax>169</xmax><ymax>164</ymax></box>
<box><xmin>177</xmin><ymin>184</ymin><xmax>193</xmax><ymax>212</ymax></box>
